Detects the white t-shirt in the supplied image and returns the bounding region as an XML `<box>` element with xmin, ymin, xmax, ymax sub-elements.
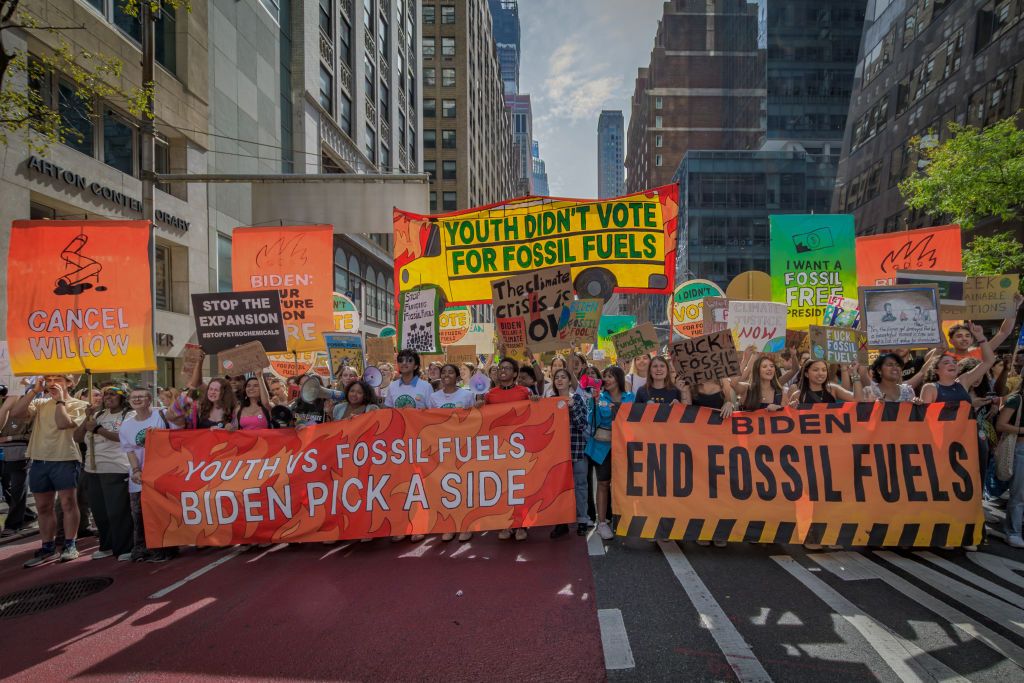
<box><xmin>384</xmin><ymin>377</ymin><xmax>433</xmax><ymax>409</ymax></box>
<box><xmin>428</xmin><ymin>387</ymin><xmax>476</xmax><ymax>409</ymax></box>
<box><xmin>86</xmin><ymin>410</ymin><xmax>131</xmax><ymax>474</ymax></box>
<box><xmin>119</xmin><ymin>410</ymin><xmax>168</xmax><ymax>494</ymax></box>
<box><xmin>627</xmin><ymin>373</ymin><xmax>647</xmax><ymax>393</ymax></box>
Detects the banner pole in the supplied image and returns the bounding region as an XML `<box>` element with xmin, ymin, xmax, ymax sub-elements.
<box><xmin>86</xmin><ymin>370</ymin><xmax>96</xmax><ymax>471</ymax></box>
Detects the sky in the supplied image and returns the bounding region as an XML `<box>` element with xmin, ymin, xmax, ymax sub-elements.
<box><xmin>518</xmin><ymin>0</ymin><xmax>665</xmax><ymax>198</ymax></box>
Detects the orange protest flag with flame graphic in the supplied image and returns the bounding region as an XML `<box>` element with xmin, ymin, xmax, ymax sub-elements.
<box><xmin>5</xmin><ymin>220</ymin><xmax>155</xmax><ymax>375</ymax></box>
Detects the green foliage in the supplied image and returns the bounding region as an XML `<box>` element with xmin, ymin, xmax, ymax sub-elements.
<box><xmin>962</xmin><ymin>231</ymin><xmax>1024</xmax><ymax>293</ymax></box>
<box><xmin>899</xmin><ymin>116</ymin><xmax>1024</xmax><ymax>230</ymax></box>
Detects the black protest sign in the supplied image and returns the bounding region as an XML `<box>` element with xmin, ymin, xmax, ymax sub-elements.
<box><xmin>671</xmin><ymin>330</ymin><xmax>740</xmax><ymax>385</ymax></box>
<box><xmin>191</xmin><ymin>291</ymin><xmax>287</xmax><ymax>354</ymax></box>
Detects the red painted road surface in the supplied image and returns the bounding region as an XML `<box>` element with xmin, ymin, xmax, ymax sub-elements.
<box><xmin>0</xmin><ymin>530</ymin><xmax>605</xmax><ymax>682</ymax></box>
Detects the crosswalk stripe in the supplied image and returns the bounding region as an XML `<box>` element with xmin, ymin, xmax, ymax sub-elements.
<box><xmin>772</xmin><ymin>555</ymin><xmax>969</xmax><ymax>683</ymax></box>
<box><xmin>148</xmin><ymin>547</ymin><xmax>246</xmax><ymax>600</ymax></box>
<box><xmin>967</xmin><ymin>552</ymin><xmax>1024</xmax><ymax>590</ymax></box>
<box><xmin>809</xmin><ymin>552</ymin><xmax>1024</xmax><ymax>669</ymax></box>
<box><xmin>659</xmin><ymin>541</ymin><xmax>773</xmax><ymax>683</ymax></box>
<box><xmin>875</xmin><ymin>551</ymin><xmax>1024</xmax><ymax>640</ymax></box>
<box><xmin>598</xmin><ymin>608</ymin><xmax>635</xmax><ymax>671</ymax></box>
<box><xmin>916</xmin><ymin>551</ymin><xmax>1024</xmax><ymax>609</ymax></box>
<box><xmin>586</xmin><ymin>528</ymin><xmax>606</xmax><ymax>556</ymax></box>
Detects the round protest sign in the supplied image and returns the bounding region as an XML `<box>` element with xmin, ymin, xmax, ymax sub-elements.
<box><xmin>333</xmin><ymin>292</ymin><xmax>360</xmax><ymax>333</ymax></box>
<box><xmin>668</xmin><ymin>279</ymin><xmax>725</xmax><ymax>338</ymax></box>
<box><xmin>439</xmin><ymin>306</ymin><xmax>472</xmax><ymax>345</ymax></box>
<box><xmin>268</xmin><ymin>352</ymin><xmax>317</xmax><ymax>377</ymax></box>
<box><xmin>379</xmin><ymin>326</ymin><xmax>396</xmax><ymax>337</ymax></box>
<box><xmin>726</xmin><ymin>270</ymin><xmax>772</xmax><ymax>301</ymax></box>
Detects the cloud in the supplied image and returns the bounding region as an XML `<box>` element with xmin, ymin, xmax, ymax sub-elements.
<box><xmin>539</xmin><ymin>43</ymin><xmax>623</xmax><ymax>122</ymax></box>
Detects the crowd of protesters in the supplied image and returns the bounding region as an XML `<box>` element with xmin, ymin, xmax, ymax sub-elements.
<box><xmin>2</xmin><ymin>294</ymin><xmax>1024</xmax><ymax>568</ymax></box>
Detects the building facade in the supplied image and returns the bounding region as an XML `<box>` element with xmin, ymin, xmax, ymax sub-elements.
<box><xmin>506</xmin><ymin>93</ymin><xmax>533</xmax><ymax>196</ymax></box>
<box><xmin>597</xmin><ymin>110</ymin><xmax>625</xmax><ymax>198</ymax></box>
<box><xmin>531</xmin><ymin>140</ymin><xmax>549</xmax><ymax>196</ymax></box>
<box><xmin>421</xmin><ymin>0</ymin><xmax>516</xmax><ymax>213</ymax></box>
<box><xmin>833</xmin><ymin>0</ymin><xmax>1024</xmax><ymax>237</ymax></box>
<box><xmin>488</xmin><ymin>0</ymin><xmax>520</xmax><ymax>95</ymax></box>
<box><xmin>625</xmin><ymin>0</ymin><xmax>763</xmax><ymax>193</ymax></box>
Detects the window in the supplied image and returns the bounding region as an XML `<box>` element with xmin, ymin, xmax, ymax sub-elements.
<box><xmin>103</xmin><ymin>108</ymin><xmax>135</xmax><ymax>175</ymax></box>
<box><xmin>442</xmin><ymin>159</ymin><xmax>456</xmax><ymax>179</ymax></box>
<box><xmin>365</xmin><ymin>124</ymin><xmax>376</xmax><ymax>162</ymax></box>
<box><xmin>155</xmin><ymin>244</ymin><xmax>171</xmax><ymax>310</ymax></box>
<box><xmin>319</xmin><ymin>0</ymin><xmax>332</xmax><ymax>35</ymax></box>
<box><xmin>319</xmin><ymin>66</ymin><xmax>333</xmax><ymax>113</ymax></box>
<box><xmin>381</xmin><ymin>143</ymin><xmax>390</xmax><ymax>169</ymax></box>
<box><xmin>423</xmin><ymin>4</ymin><xmax>435</xmax><ymax>24</ymax></box>
<box><xmin>655</xmin><ymin>96</ymin><xmax>663</xmax><ymax>109</ymax></box>
<box><xmin>655</xmin><ymin>134</ymin><xmax>663</xmax><ymax>147</ymax></box>
<box><xmin>655</xmin><ymin>115</ymin><xmax>663</xmax><ymax>127</ymax></box>
<box><xmin>442</xmin><ymin>98</ymin><xmax>456</xmax><ymax>117</ymax></box>
<box><xmin>410</xmin><ymin>128</ymin><xmax>417</xmax><ymax>162</ymax></box>
<box><xmin>113</xmin><ymin>1</ymin><xmax>142</xmax><ymax>42</ymax></box>
<box><xmin>58</xmin><ymin>80</ymin><xmax>94</xmax><ymax>156</ymax></box>
<box><xmin>975</xmin><ymin>0</ymin><xmax>1022</xmax><ymax>54</ymax></box>
<box><xmin>429</xmin><ymin>191</ymin><xmax>437</xmax><ymax>212</ymax></box>
<box><xmin>217</xmin><ymin>233</ymin><xmax>232</xmax><ymax>293</ymax></box>
<box><xmin>363</xmin><ymin>0</ymin><xmax>373</xmax><ymax>29</ymax></box>
<box><xmin>424</xmin><ymin>67</ymin><xmax>436</xmax><ymax>86</ymax></box>
<box><xmin>378</xmin><ymin>14</ymin><xmax>389</xmax><ymax>56</ymax></box>
<box><xmin>442</xmin><ymin>129</ymin><xmax>456</xmax><ymax>148</ymax></box>
<box><xmin>424</xmin><ymin>160</ymin><xmax>437</xmax><ymax>180</ymax></box>
<box><xmin>364</xmin><ymin>55</ymin><xmax>375</xmax><ymax>99</ymax></box>
<box><xmin>863</xmin><ymin>27</ymin><xmax>895</xmax><ymax>83</ymax></box>
<box><xmin>154</xmin><ymin>6</ymin><xmax>177</xmax><ymax>74</ymax></box>
<box><xmin>379</xmin><ymin>81</ymin><xmax>389</xmax><ymax>120</ymax></box>
<box><xmin>443</xmin><ymin>191</ymin><xmax>457</xmax><ymax>210</ymax></box>
<box><xmin>340</xmin><ymin>94</ymin><xmax>352</xmax><ymax>134</ymax></box>
<box><xmin>441</xmin><ymin>5</ymin><xmax>455</xmax><ymax>23</ymax></box>
<box><xmin>399</xmin><ymin>112</ymin><xmax>407</xmax><ymax>146</ymax></box>
<box><xmin>424</xmin><ymin>98</ymin><xmax>436</xmax><ymax>117</ymax></box>
<box><xmin>424</xmin><ymin>129</ymin><xmax>436</xmax><ymax>148</ymax></box>
<box><xmin>442</xmin><ymin>67</ymin><xmax>456</xmax><ymax>86</ymax></box>
<box><xmin>442</xmin><ymin>37</ymin><xmax>455</xmax><ymax>57</ymax></box>
<box><xmin>340</xmin><ymin>17</ymin><xmax>352</xmax><ymax>64</ymax></box>
<box><xmin>423</xmin><ymin>37</ymin><xmax>435</xmax><ymax>59</ymax></box>
<box><xmin>655</xmin><ymin>154</ymin><xmax>663</xmax><ymax>167</ymax></box>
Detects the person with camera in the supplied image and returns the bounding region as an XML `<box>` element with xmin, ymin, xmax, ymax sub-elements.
<box><xmin>8</xmin><ymin>375</ymin><xmax>89</xmax><ymax>566</ymax></box>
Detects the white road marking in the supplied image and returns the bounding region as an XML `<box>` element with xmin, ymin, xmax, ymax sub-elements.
<box><xmin>806</xmin><ymin>551</ymin><xmax>878</xmax><ymax>581</ymax></box>
<box><xmin>875</xmin><ymin>551</ymin><xmax>1024</xmax><ymax>639</ymax></box>
<box><xmin>148</xmin><ymin>547</ymin><xmax>246</xmax><ymax>600</ymax></box>
<box><xmin>587</xmin><ymin>528</ymin><xmax>606</xmax><ymax>556</ymax></box>
<box><xmin>916</xmin><ymin>551</ymin><xmax>1024</xmax><ymax>609</ymax></box>
<box><xmin>773</xmin><ymin>555</ymin><xmax>968</xmax><ymax>683</ymax></box>
<box><xmin>598</xmin><ymin>608</ymin><xmax>635</xmax><ymax>671</ymax></box>
<box><xmin>810</xmin><ymin>552</ymin><xmax>1024</xmax><ymax>669</ymax></box>
<box><xmin>967</xmin><ymin>552</ymin><xmax>1024</xmax><ymax>590</ymax></box>
<box><xmin>659</xmin><ymin>541</ymin><xmax>772</xmax><ymax>683</ymax></box>
<box><xmin>246</xmin><ymin>543</ymin><xmax>289</xmax><ymax>563</ymax></box>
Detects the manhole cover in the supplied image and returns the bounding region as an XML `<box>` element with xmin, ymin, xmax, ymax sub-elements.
<box><xmin>0</xmin><ymin>577</ymin><xmax>113</xmax><ymax>619</ymax></box>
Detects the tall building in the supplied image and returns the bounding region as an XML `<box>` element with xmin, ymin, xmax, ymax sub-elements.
<box><xmin>488</xmin><ymin>0</ymin><xmax>520</xmax><ymax>95</ymax></box>
<box><xmin>507</xmin><ymin>93</ymin><xmax>533</xmax><ymax>195</ymax></box>
<box><xmin>625</xmin><ymin>0</ymin><xmax>763</xmax><ymax>193</ymax></box>
<box><xmin>421</xmin><ymin>0</ymin><xmax>516</xmax><ymax>213</ymax></box>
<box><xmin>833</xmin><ymin>0</ymin><xmax>1024</xmax><ymax>237</ymax></box>
<box><xmin>597</xmin><ymin>110</ymin><xmax>625</xmax><ymax>198</ymax></box>
<box><xmin>531</xmin><ymin>140</ymin><xmax>549</xmax><ymax>196</ymax></box>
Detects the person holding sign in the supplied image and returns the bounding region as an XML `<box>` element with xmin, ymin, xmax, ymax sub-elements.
<box><xmin>235</xmin><ymin>377</ymin><xmax>274</xmax><ymax>431</ymax></box>
<box><xmin>788</xmin><ymin>359</ymin><xmax>865</xmax><ymax>405</ymax></box>
<box><xmin>863</xmin><ymin>354</ymin><xmax>917</xmax><ymax>402</ymax></box>
<box><xmin>586</xmin><ymin>366</ymin><xmax>635</xmax><ymax>541</ymax></box>
<box><xmin>635</xmin><ymin>356</ymin><xmax>681</xmax><ymax>405</ymax></box>
<box><xmin>948</xmin><ymin>294</ymin><xmax>1023</xmax><ymax>362</ymax></box>
<box><xmin>736</xmin><ymin>355</ymin><xmax>785</xmax><ymax>411</ymax></box>
<box><xmin>549</xmin><ymin>368</ymin><xmax>592</xmax><ymax>539</ymax></box>
<box><xmin>171</xmin><ymin>350</ymin><xmax>238</xmax><ymax>431</ymax></box>
<box><xmin>920</xmin><ymin>323</ymin><xmax>996</xmax><ymax>405</ymax></box>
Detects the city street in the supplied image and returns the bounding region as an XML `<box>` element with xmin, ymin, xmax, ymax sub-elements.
<box><xmin>1</xmin><ymin>500</ymin><xmax>1022</xmax><ymax>681</ymax></box>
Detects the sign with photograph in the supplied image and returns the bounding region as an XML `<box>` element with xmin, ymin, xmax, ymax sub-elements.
<box><xmin>191</xmin><ymin>291</ymin><xmax>287</xmax><ymax>354</ymax></box>
<box><xmin>808</xmin><ymin>325</ymin><xmax>869</xmax><ymax>365</ymax></box>
<box><xmin>860</xmin><ymin>284</ymin><xmax>943</xmax><ymax>349</ymax></box>
<box><xmin>671</xmin><ymin>331</ymin><xmax>740</xmax><ymax>385</ymax></box>
<box><xmin>727</xmin><ymin>301</ymin><xmax>787</xmax><ymax>352</ymax></box>
<box><xmin>324</xmin><ymin>332</ymin><xmax>365</xmax><ymax>376</ymax></box>
<box><xmin>398</xmin><ymin>287</ymin><xmax>442</xmax><ymax>354</ymax></box>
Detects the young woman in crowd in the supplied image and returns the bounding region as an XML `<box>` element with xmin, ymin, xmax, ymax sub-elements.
<box><xmin>549</xmin><ymin>367</ymin><xmax>592</xmax><ymax>539</ymax></box>
<box><xmin>625</xmin><ymin>354</ymin><xmax>650</xmax><ymax>393</ymax></box>
<box><xmin>429</xmin><ymin>364</ymin><xmax>476</xmax><ymax>410</ymax></box>
<box><xmin>333</xmin><ymin>379</ymin><xmax>380</xmax><ymax>420</ymax></box>
<box><xmin>235</xmin><ymin>376</ymin><xmax>274</xmax><ymax>431</ymax></box>
<box><xmin>864</xmin><ymin>353</ymin><xmax>916</xmax><ymax>402</ymax></box>
<box><xmin>376</xmin><ymin>362</ymin><xmax>395</xmax><ymax>400</ymax></box>
<box><xmin>919</xmin><ymin>323</ymin><xmax>995</xmax><ymax>404</ymax></box>
<box><xmin>736</xmin><ymin>354</ymin><xmax>785</xmax><ymax>411</ymax></box>
<box><xmin>517</xmin><ymin>365</ymin><xmax>541</xmax><ymax>396</ymax></box>
<box><xmin>635</xmin><ymin>356</ymin><xmax>681</xmax><ymax>405</ymax></box>
<box><xmin>586</xmin><ymin>366</ymin><xmax>635</xmax><ymax>541</ymax></box>
<box><xmin>171</xmin><ymin>351</ymin><xmax>238</xmax><ymax>430</ymax></box>
<box><xmin>335</xmin><ymin>366</ymin><xmax>360</xmax><ymax>393</ymax></box>
<box><xmin>788</xmin><ymin>359</ymin><xmax>864</xmax><ymax>405</ymax></box>
<box><xmin>996</xmin><ymin>378</ymin><xmax>1024</xmax><ymax>548</ymax></box>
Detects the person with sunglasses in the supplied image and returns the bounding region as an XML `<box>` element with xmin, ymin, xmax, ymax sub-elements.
<box><xmin>384</xmin><ymin>350</ymin><xmax>433</xmax><ymax>541</ymax></box>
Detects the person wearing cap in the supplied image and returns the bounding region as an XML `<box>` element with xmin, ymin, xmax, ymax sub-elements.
<box><xmin>73</xmin><ymin>384</ymin><xmax>133</xmax><ymax>561</ymax></box>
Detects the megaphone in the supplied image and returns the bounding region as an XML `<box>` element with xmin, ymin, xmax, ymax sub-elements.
<box><xmin>299</xmin><ymin>376</ymin><xmax>345</xmax><ymax>403</ymax></box>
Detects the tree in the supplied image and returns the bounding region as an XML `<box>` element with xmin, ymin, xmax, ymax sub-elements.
<box><xmin>899</xmin><ymin>115</ymin><xmax>1024</xmax><ymax>231</ymax></box>
<box><xmin>0</xmin><ymin>0</ymin><xmax>185</xmax><ymax>153</ymax></box>
<box><xmin>961</xmin><ymin>232</ymin><xmax>1024</xmax><ymax>292</ymax></box>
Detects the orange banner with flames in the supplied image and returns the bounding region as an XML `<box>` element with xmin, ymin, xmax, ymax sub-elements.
<box><xmin>231</xmin><ymin>225</ymin><xmax>334</xmax><ymax>353</ymax></box>
<box><xmin>142</xmin><ymin>399</ymin><xmax>574</xmax><ymax>547</ymax></box>
<box><xmin>6</xmin><ymin>220</ymin><xmax>155</xmax><ymax>375</ymax></box>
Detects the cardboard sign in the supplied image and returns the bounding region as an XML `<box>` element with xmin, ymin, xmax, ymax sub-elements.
<box><xmin>496</xmin><ymin>317</ymin><xmax>527</xmax><ymax>361</ymax></box>
<box><xmin>895</xmin><ymin>270</ymin><xmax>966</xmax><ymax>307</ymax></box>
<box><xmin>808</xmin><ymin>325</ymin><xmax>869</xmax><ymax>365</ymax></box>
<box><xmin>324</xmin><ymin>332</ymin><xmax>364</xmax><ymax>376</ymax></box>
<box><xmin>702</xmin><ymin>297</ymin><xmax>730</xmax><ymax>334</ymax></box>
<box><xmin>671</xmin><ymin>331</ymin><xmax>740</xmax><ymax>385</ymax></box>
<box><xmin>462</xmin><ymin>323</ymin><xmax>496</xmax><ymax>354</ymax></box>
<box><xmin>727</xmin><ymin>301</ymin><xmax>787</xmax><ymax>352</ymax></box>
<box><xmin>558</xmin><ymin>299</ymin><xmax>603</xmax><ymax>345</ymax></box>
<box><xmin>179</xmin><ymin>343</ymin><xmax>204</xmax><ymax>384</ymax></box>
<box><xmin>446</xmin><ymin>344</ymin><xmax>478</xmax><ymax>365</ymax></box>
<box><xmin>492</xmin><ymin>266</ymin><xmax>573</xmax><ymax>353</ymax></box>
<box><xmin>366</xmin><ymin>336</ymin><xmax>396</xmax><ymax>365</ymax></box>
<box><xmin>217</xmin><ymin>341</ymin><xmax>270</xmax><ymax>376</ymax></box>
<box><xmin>611</xmin><ymin>323</ymin><xmax>660</xmax><ymax>362</ymax></box>
<box><xmin>399</xmin><ymin>287</ymin><xmax>441</xmax><ymax>354</ymax></box>
<box><xmin>191</xmin><ymin>291</ymin><xmax>287</xmax><ymax>354</ymax></box>
<box><xmin>960</xmin><ymin>275</ymin><xmax>1020</xmax><ymax>320</ymax></box>
<box><xmin>860</xmin><ymin>284</ymin><xmax>944</xmax><ymax>350</ymax></box>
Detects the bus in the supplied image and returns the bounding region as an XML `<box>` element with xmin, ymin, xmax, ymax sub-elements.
<box><xmin>393</xmin><ymin>186</ymin><xmax>678</xmax><ymax>306</ymax></box>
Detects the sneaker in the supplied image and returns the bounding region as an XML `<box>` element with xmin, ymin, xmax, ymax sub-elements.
<box><xmin>696</xmin><ymin>540</ymin><xmax>711</xmax><ymax>547</ymax></box>
<box><xmin>91</xmin><ymin>549</ymin><xmax>114</xmax><ymax>560</ymax></box>
<box><xmin>1007</xmin><ymin>535</ymin><xmax>1024</xmax><ymax>549</ymax></box>
<box><xmin>390</xmin><ymin>535</ymin><xmax>407</xmax><ymax>542</ymax></box>
<box><xmin>497</xmin><ymin>529</ymin><xmax>512</xmax><ymax>540</ymax></box>
<box><xmin>146</xmin><ymin>551</ymin><xmax>169</xmax><ymax>563</ymax></box>
<box><xmin>550</xmin><ymin>524</ymin><xmax>569</xmax><ymax>539</ymax></box>
<box><xmin>596</xmin><ymin>522</ymin><xmax>614</xmax><ymax>541</ymax></box>
<box><xmin>576</xmin><ymin>524</ymin><xmax>586</xmax><ymax>537</ymax></box>
<box><xmin>409</xmin><ymin>534</ymin><xmax>425</xmax><ymax>542</ymax></box>
<box><xmin>130</xmin><ymin>548</ymin><xmax>148</xmax><ymax>562</ymax></box>
<box><xmin>24</xmin><ymin>547</ymin><xmax>60</xmax><ymax>568</ymax></box>
<box><xmin>457</xmin><ymin>532</ymin><xmax>473</xmax><ymax>542</ymax></box>
<box><xmin>60</xmin><ymin>544</ymin><xmax>80</xmax><ymax>562</ymax></box>
<box><xmin>514</xmin><ymin>528</ymin><xmax>528</xmax><ymax>541</ymax></box>
<box><xmin>117</xmin><ymin>553</ymin><xmax>133</xmax><ymax>562</ymax></box>
<box><xmin>713</xmin><ymin>540</ymin><xmax>728</xmax><ymax>548</ymax></box>
<box><xmin>0</xmin><ymin>528</ymin><xmax>18</xmax><ymax>538</ymax></box>
<box><xmin>441</xmin><ymin>532</ymin><xmax>456</xmax><ymax>542</ymax></box>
